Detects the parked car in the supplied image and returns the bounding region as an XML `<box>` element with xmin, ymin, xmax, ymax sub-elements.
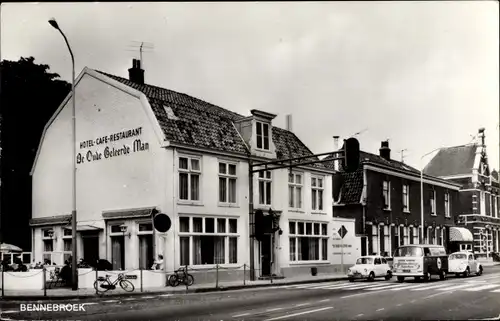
<box><xmin>448</xmin><ymin>252</ymin><xmax>483</xmax><ymax>277</ymax></box>
<box><xmin>347</xmin><ymin>256</ymin><xmax>392</xmax><ymax>282</ymax></box>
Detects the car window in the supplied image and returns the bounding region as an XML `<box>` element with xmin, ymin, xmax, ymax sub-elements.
<box><xmin>424</xmin><ymin>248</ymin><xmax>431</xmax><ymax>256</ymax></box>
<box><xmin>429</xmin><ymin>247</ymin><xmax>446</xmax><ymax>256</ymax></box>
<box><xmin>450</xmin><ymin>253</ymin><xmax>466</xmax><ymax>260</ymax></box>
<box><xmin>469</xmin><ymin>255</ymin><xmax>474</xmax><ymax>261</ymax></box>
<box><xmin>356</xmin><ymin>258</ymin><xmax>373</xmax><ymax>264</ymax></box>
<box><xmin>381</xmin><ymin>258</ymin><xmax>387</xmax><ymax>264</ymax></box>
<box><xmin>394</xmin><ymin>246</ymin><xmax>423</xmax><ymax>257</ymax></box>
<box><xmin>374</xmin><ymin>258</ymin><xmax>381</xmax><ymax>265</ymax></box>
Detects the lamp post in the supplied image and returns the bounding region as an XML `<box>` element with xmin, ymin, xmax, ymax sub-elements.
<box><xmin>420</xmin><ymin>148</ymin><xmax>444</xmax><ymax>244</ymax></box>
<box><xmin>48</xmin><ymin>18</ymin><xmax>77</xmax><ymax>291</ymax></box>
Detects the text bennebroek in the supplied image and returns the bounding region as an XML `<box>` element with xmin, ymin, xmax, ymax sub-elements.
<box><xmin>20</xmin><ymin>303</ymin><xmax>85</xmax><ymax>312</ymax></box>
<box><xmin>347</xmin><ymin>255</ymin><xmax>392</xmax><ymax>282</ymax></box>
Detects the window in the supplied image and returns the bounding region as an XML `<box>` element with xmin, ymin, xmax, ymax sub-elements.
<box><xmin>311</xmin><ymin>176</ymin><xmax>324</xmax><ymax>211</ymax></box>
<box><xmin>109</xmin><ymin>224</ymin><xmax>125</xmax><ymax>270</ymax></box>
<box><xmin>372</xmin><ymin>225</ymin><xmax>379</xmax><ymax>254</ymax></box>
<box><xmin>179</xmin><ymin>216</ymin><xmax>238</xmax><ymax>265</ymax></box>
<box><xmin>42</xmin><ymin>229</ymin><xmax>54</xmax><ymax>264</ymax></box>
<box><xmin>289</xmin><ymin>221</ymin><xmax>328</xmax><ymax>262</ymax></box>
<box><xmin>179</xmin><ymin>156</ymin><xmax>201</xmax><ymax>201</ymax></box>
<box><xmin>137</xmin><ymin>222</ymin><xmax>154</xmax><ymax>270</ymax></box>
<box><xmin>490</xmin><ymin>194</ymin><xmax>493</xmax><ymax>217</ymax></box>
<box><xmin>413</xmin><ymin>227</ymin><xmax>419</xmax><ymax>244</ymax></box>
<box><xmin>444</xmin><ymin>192</ymin><xmax>450</xmax><ymax>218</ymax></box>
<box><xmin>258</xmin><ymin>171</ymin><xmax>272</xmax><ymax>205</ymax></box>
<box><xmin>402</xmin><ymin>184</ymin><xmax>409</xmax><ymax>212</ymax></box>
<box><xmin>403</xmin><ymin>227</ymin><xmax>408</xmax><ymax>245</ymax></box>
<box><xmin>219</xmin><ymin>162</ymin><xmax>237</xmax><ymax>204</ymax></box>
<box><xmin>437</xmin><ymin>228</ymin><xmax>443</xmax><ymax>246</ymax></box>
<box><xmin>256</xmin><ymin>121</ymin><xmax>270</xmax><ymax>150</ymax></box>
<box><xmin>62</xmin><ymin>228</ymin><xmax>72</xmax><ymax>263</ymax></box>
<box><xmin>374</xmin><ymin>258</ymin><xmax>381</xmax><ymax>265</ymax></box>
<box><xmin>495</xmin><ymin>196</ymin><xmax>498</xmax><ymax>218</ymax></box>
<box><xmin>430</xmin><ymin>190</ymin><xmax>436</xmax><ymax>215</ymax></box>
<box><xmin>383</xmin><ymin>181</ymin><xmax>390</xmax><ymax>209</ymax></box>
<box><xmin>288</xmin><ymin>173</ymin><xmax>303</xmax><ymax>209</ymax></box>
<box><xmin>384</xmin><ymin>226</ymin><xmax>390</xmax><ymax>254</ymax></box>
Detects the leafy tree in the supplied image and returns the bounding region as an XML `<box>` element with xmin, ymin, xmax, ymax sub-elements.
<box><xmin>0</xmin><ymin>57</ymin><xmax>71</xmax><ymax>250</ymax></box>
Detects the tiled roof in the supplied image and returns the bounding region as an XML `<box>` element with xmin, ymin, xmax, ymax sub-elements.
<box><xmin>423</xmin><ymin>144</ymin><xmax>477</xmax><ymax>177</ymax></box>
<box><xmin>30</xmin><ymin>215</ymin><xmax>72</xmax><ymax>227</ymax></box>
<box><xmin>96</xmin><ymin>71</ymin><xmax>324</xmax><ymax>167</ymax></box>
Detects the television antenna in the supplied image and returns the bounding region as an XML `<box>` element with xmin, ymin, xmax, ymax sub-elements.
<box><xmin>349</xmin><ymin>128</ymin><xmax>368</xmax><ymax>138</ymax></box>
<box><xmin>398</xmin><ymin>149</ymin><xmax>408</xmax><ymax>162</ymax></box>
<box><xmin>125</xmin><ymin>40</ymin><xmax>155</xmax><ymax>64</ymax></box>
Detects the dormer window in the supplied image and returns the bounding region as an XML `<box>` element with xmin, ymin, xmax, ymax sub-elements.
<box><xmin>256</xmin><ymin>121</ymin><xmax>270</xmax><ymax>150</ymax></box>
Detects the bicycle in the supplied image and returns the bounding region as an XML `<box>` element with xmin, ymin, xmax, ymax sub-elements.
<box><xmin>94</xmin><ymin>273</ymin><xmax>135</xmax><ymax>294</ymax></box>
<box><xmin>168</xmin><ymin>267</ymin><xmax>194</xmax><ymax>287</ymax></box>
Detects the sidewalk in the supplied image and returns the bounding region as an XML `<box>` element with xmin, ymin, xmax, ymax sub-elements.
<box><xmin>0</xmin><ymin>273</ymin><xmax>348</xmax><ymax>301</ymax></box>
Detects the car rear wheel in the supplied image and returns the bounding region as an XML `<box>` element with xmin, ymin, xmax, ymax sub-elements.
<box><xmin>476</xmin><ymin>266</ymin><xmax>483</xmax><ymax>276</ymax></box>
<box><xmin>423</xmin><ymin>272</ymin><xmax>431</xmax><ymax>282</ymax></box>
<box><xmin>463</xmin><ymin>267</ymin><xmax>470</xmax><ymax>278</ymax></box>
<box><xmin>368</xmin><ymin>272</ymin><xmax>375</xmax><ymax>282</ymax></box>
<box><xmin>397</xmin><ymin>276</ymin><xmax>405</xmax><ymax>283</ymax></box>
<box><xmin>455</xmin><ymin>273</ymin><xmax>460</xmax><ymax>278</ymax></box>
<box><xmin>348</xmin><ymin>278</ymin><xmax>354</xmax><ymax>282</ymax></box>
<box><xmin>414</xmin><ymin>276</ymin><xmax>421</xmax><ymax>281</ymax></box>
<box><xmin>439</xmin><ymin>270</ymin><xmax>447</xmax><ymax>280</ymax></box>
<box><xmin>385</xmin><ymin>271</ymin><xmax>392</xmax><ymax>280</ymax></box>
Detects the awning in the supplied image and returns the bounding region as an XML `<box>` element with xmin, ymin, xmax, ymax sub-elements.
<box><xmin>102</xmin><ymin>207</ymin><xmax>156</xmax><ymax>220</ymax></box>
<box><xmin>29</xmin><ymin>215</ymin><xmax>72</xmax><ymax>227</ymax></box>
<box><xmin>0</xmin><ymin>243</ymin><xmax>23</xmax><ymax>253</ymax></box>
<box><xmin>64</xmin><ymin>224</ymin><xmax>103</xmax><ymax>232</ymax></box>
<box><xmin>449</xmin><ymin>227</ymin><xmax>473</xmax><ymax>242</ymax></box>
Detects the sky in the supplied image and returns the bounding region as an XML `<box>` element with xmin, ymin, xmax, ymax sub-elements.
<box><xmin>2</xmin><ymin>1</ymin><xmax>499</xmax><ymax>171</ymax></box>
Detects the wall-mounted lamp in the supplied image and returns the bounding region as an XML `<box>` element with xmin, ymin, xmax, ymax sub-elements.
<box><xmin>120</xmin><ymin>224</ymin><xmax>131</xmax><ymax>238</ymax></box>
<box><xmin>47</xmin><ymin>230</ymin><xmax>55</xmax><ymax>239</ymax></box>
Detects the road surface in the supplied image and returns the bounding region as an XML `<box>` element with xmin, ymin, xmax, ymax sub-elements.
<box><xmin>2</xmin><ymin>267</ymin><xmax>500</xmax><ymax>320</ymax></box>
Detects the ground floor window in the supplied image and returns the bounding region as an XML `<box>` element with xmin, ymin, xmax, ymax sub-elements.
<box><xmin>42</xmin><ymin>229</ymin><xmax>54</xmax><ymax>264</ymax></box>
<box><xmin>413</xmin><ymin>227</ymin><xmax>419</xmax><ymax>244</ymax></box>
<box><xmin>111</xmin><ymin>236</ymin><xmax>125</xmax><ymax>270</ymax></box>
<box><xmin>460</xmin><ymin>244</ymin><xmax>473</xmax><ymax>251</ymax></box>
<box><xmin>372</xmin><ymin>225</ymin><xmax>379</xmax><ymax>254</ymax></box>
<box><xmin>179</xmin><ymin>216</ymin><xmax>238</xmax><ymax>266</ymax></box>
<box><xmin>289</xmin><ymin>221</ymin><xmax>328</xmax><ymax>261</ymax></box>
<box><xmin>63</xmin><ymin>228</ymin><xmax>72</xmax><ymax>263</ymax></box>
<box><xmin>139</xmin><ymin>234</ymin><xmax>154</xmax><ymax>269</ymax></box>
<box><xmin>437</xmin><ymin>228</ymin><xmax>443</xmax><ymax>245</ymax></box>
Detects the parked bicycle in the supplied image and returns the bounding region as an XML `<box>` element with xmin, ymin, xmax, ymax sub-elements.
<box><xmin>94</xmin><ymin>273</ymin><xmax>135</xmax><ymax>294</ymax></box>
<box><xmin>168</xmin><ymin>267</ymin><xmax>194</xmax><ymax>287</ymax></box>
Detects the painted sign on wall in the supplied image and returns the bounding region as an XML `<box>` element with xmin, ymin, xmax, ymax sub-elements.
<box><xmin>76</xmin><ymin>127</ymin><xmax>149</xmax><ymax>164</ymax></box>
<box><xmin>331</xmin><ymin>219</ymin><xmax>361</xmax><ymax>265</ymax></box>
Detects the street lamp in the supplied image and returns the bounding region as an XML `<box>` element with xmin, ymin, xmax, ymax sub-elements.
<box><xmin>48</xmin><ymin>18</ymin><xmax>78</xmax><ymax>291</ymax></box>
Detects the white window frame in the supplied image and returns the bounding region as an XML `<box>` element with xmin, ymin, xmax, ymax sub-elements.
<box><xmin>42</xmin><ymin>228</ymin><xmax>55</xmax><ymax>263</ymax></box>
<box><xmin>383</xmin><ymin>181</ymin><xmax>391</xmax><ymax>210</ymax></box>
<box><xmin>480</xmin><ymin>192</ymin><xmax>486</xmax><ymax>215</ymax></box>
<box><xmin>218</xmin><ymin>161</ymin><xmax>238</xmax><ymax>205</ymax></box>
<box><xmin>413</xmin><ymin>227</ymin><xmax>419</xmax><ymax>244</ymax></box>
<box><xmin>289</xmin><ymin>221</ymin><xmax>329</xmax><ymax>263</ymax></box>
<box><xmin>258</xmin><ymin>170</ymin><xmax>272</xmax><ymax>206</ymax></box>
<box><xmin>403</xmin><ymin>226</ymin><xmax>409</xmax><ymax>245</ymax></box>
<box><xmin>109</xmin><ymin>223</ymin><xmax>126</xmax><ymax>270</ymax></box>
<box><xmin>495</xmin><ymin>196</ymin><xmax>498</xmax><ymax>218</ymax></box>
<box><xmin>384</xmin><ymin>225</ymin><xmax>390</xmax><ymax>254</ymax></box>
<box><xmin>444</xmin><ymin>192</ymin><xmax>450</xmax><ymax>218</ymax></box>
<box><xmin>137</xmin><ymin>221</ymin><xmax>154</xmax><ymax>269</ymax></box>
<box><xmin>372</xmin><ymin>225</ymin><xmax>379</xmax><ymax>254</ymax></box>
<box><xmin>430</xmin><ymin>190</ymin><xmax>437</xmax><ymax>216</ymax></box>
<box><xmin>489</xmin><ymin>194</ymin><xmax>493</xmax><ymax>217</ymax></box>
<box><xmin>256</xmin><ymin>121</ymin><xmax>270</xmax><ymax>151</ymax></box>
<box><xmin>288</xmin><ymin>172</ymin><xmax>303</xmax><ymax>210</ymax></box>
<box><xmin>178</xmin><ymin>216</ymin><xmax>239</xmax><ymax>267</ymax></box>
<box><xmin>178</xmin><ymin>155</ymin><xmax>202</xmax><ymax>202</ymax></box>
<box><xmin>311</xmin><ymin>176</ymin><xmax>325</xmax><ymax>212</ymax></box>
<box><xmin>62</xmin><ymin>228</ymin><xmax>72</xmax><ymax>263</ymax></box>
<box><xmin>402</xmin><ymin>184</ymin><xmax>410</xmax><ymax>212</ymax></box>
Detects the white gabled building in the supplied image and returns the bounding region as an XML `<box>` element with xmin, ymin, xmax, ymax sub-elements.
<box><xmin>30</xmin><ymin>59</ymin><xmax>336</xmax><ymax>282</ymax></box>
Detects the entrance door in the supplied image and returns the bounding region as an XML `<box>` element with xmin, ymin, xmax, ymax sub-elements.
<box><xmin>83</xmin><ymin>236</ymin><xmax>99</xmax><ymax>267</ymax></box>
<box><xmin>261</xmin><ymin>235</ymin><xmax>272</xmax><ymax>276</ymax></box>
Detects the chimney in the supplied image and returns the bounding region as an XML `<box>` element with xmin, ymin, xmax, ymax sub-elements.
<box><xmin>478</xmin><ymin>127</ymin><xmax>486</xmax><ymax>147</ymax></box>
<box><xmin>286</xmin><ymin>114</ymin><xmax>293</xmax><ymax>132</ymax></box>
<box><xmin>379</xmin><ymin>140</ymin><xmax>391</xmax><ymax>161</ymax></box>
<box><xmin>128</xmin><ymin>59</ymin><xmax>145</xmax><ymax>85</ymax></box>
<box><xmin>333</xmin><ymin>136</ymin><xmax>340</xmax><ymax>171</ymax></box>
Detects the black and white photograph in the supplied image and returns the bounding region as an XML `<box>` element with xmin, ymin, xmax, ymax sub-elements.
<box><xmin>0</xmin><ymin>1</ymin><xmax>499</xmax><ymax>320</ymax></box>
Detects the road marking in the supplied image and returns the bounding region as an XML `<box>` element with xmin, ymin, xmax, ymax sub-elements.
<box><xmin>391</xmin><ymin>283</ymin><xmax>434</xmax><ymax>291</ymax></box>
<box><xmin>263</xmin><ymin>307</ymin><xmax>333</xmax><ymax>321</ymax></box>
<box><xmin>490</xmin><ymin>288</ymin><xmax>500</xmax><ymax>292</ymax></box>
<box><xmin>410</xmin><ymin>300</ymin><xmax>416</xmax><ymax>303</ymax></box>
<box><xmin>437</xmin><ymin>283</ymin><xmax>476</xmax><ymax>291</ymax></box>
<box><xmin>232</xmin><ymin>313</ymin><xmax>250</xmax><ymax>317</ymax></box>
<box><xmin>464</xmin><ymin>284</ymin><xmax>500</xmax><ymax>292</ymax></box>
<box><xmin>1</xmin><ymin>311</ymin><xmax>18</xmax><ymax>314</ymax></box>
<box><xmin>343</xmin><ymin>283</ymin><xmax>392</xmax><ymax>290</ymax></box>
<box><xmin>412</xmin><ymin>283</ymin><xmax>453</xmax><ymax>291</ymax></box>
<box><xmin>376</xmin><ymin>308</ymin><xmax>385</xmax><ymax>312</ymax></box>
<box><xmin>123</xmin><ymin>298</ymin><xmax>136</xmax><ymax>301</ymax></box>
<box><xmin>102</xmin><ymin>300</ymin><xmax>118</xmax><ymax>303</ymax></box>
<box><xmin>366</xmin><ymin>284</ymin><xmax>408</xmax><ymax>291</ymax></box>
<box><xmin>82</xmin><ymin>302</ymin><xmax>99</xmax><ymax>306</ymax></box>
<box><xmin>423</xmin><ymin>291</ymin><xmax>454</xmax><ymax>299</ymax></box>
<box><xmin>356</xmin><ymin>314</ymin><xmax>364</xmax><ymax>317</ymax></box>
<box><xmin>341</xmin><ymin>288</ymin><xmax>393</xmax><ymax>299</ymax></box>
<box><xmin>266</xmin><ymin>308</ymin><xmax>283</xmax><ymax>312</ymax></box>
<box><xmin>319</xmin><ymin>299</ymin><xmax>330</xmax><ymax>302</ymax></box>
<box><xmin>295</xmin><ymin>303</ymin><xmax>310</xmax><ymax>307</ymax></box>
<box><xmin>308</xmin><ymin>283</ymin><xmax>362</xmax><ymax>290</ymax></box>
<box><xmin>158</xmin><ymin>294</ymin><xmax>172</xmax><ymax>297</ymax></box>
<box><xmin>140</xmin><ymin>296</ymin><xmax>156</xmax><ymax>299</ymax></box>
<box><xmin>396</xmin><ymin>304</ymin><xmax>403</xmax><ymax>307</ymax></box>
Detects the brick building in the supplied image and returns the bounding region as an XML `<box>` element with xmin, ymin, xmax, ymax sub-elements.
<box><xmin>424</xmin><ymin>128</ymin><xmax>500</xmax><ymax>257</ymax></box>
<box><xmin>325</xmin><ymin>140</ymin><xmax>462</xmax><ymax>256</ymax></box>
